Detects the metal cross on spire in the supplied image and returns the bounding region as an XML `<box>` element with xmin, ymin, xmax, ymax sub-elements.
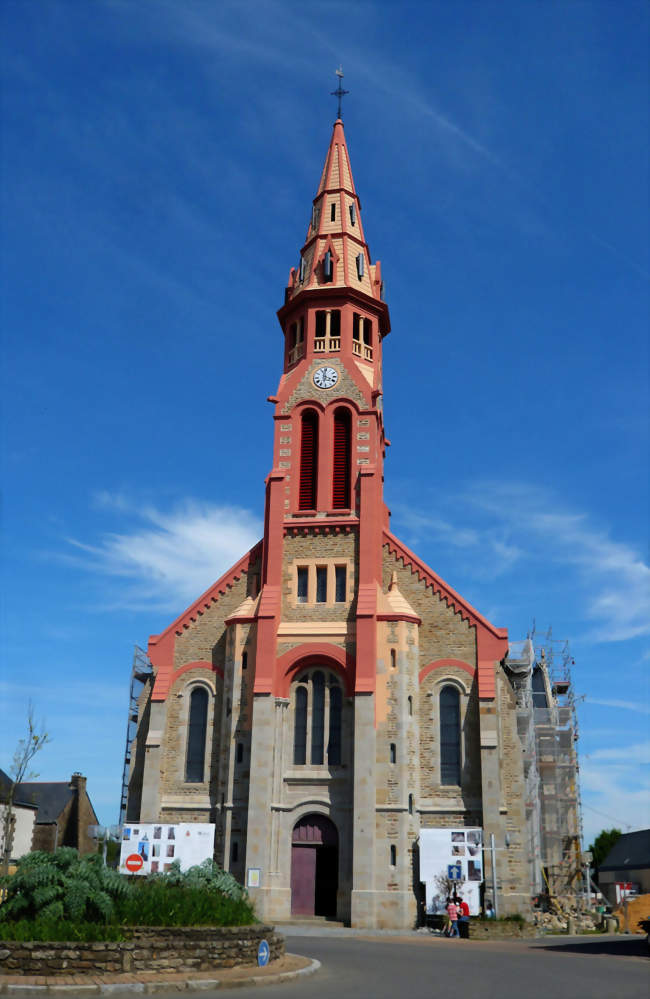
<box><xmin>331</xmin><ymin>67</ymin><xmax>349</xmax><ymax>119</ymax></box>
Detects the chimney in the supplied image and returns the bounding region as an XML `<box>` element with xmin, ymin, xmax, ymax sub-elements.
<box><xmin>69</xmin><ymin>772</ymin><xmax>86</xmax><ymax>793</ymax></box>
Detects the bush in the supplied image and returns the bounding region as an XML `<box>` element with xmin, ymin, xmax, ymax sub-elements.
<box><xmin>0</xmin><ymin>851</ymin><xmax>255</xmax><ymax>935</ymax></box>
<box><xmin>0</xmin><ymin>849</ymin><xmax>130</xmax><ymax>924</ymax></box>
<box><xmin>0</xmin><ymin>920</ymin><xmax>126</xmax><ymax>942</ymax></box>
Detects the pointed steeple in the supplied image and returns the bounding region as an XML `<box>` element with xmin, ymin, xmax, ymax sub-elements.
<box><xmin>286</xmin><ymin>120</ymin><xmax>383</xmax><ymax>303</ymax></box>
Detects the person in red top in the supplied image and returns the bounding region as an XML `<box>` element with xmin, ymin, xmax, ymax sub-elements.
<box><xmin>446</xmin><ymin>899</ymin><xmax>460</xmax><ymax>937</ymax></box>
<box><xmin>458</xmin><ymin>897</ymin><xmax>470</xmax><ymax>938</ymax></box>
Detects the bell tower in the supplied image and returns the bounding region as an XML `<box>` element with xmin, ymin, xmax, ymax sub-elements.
<box><xmin>252</xmin><ymin>117</ymin><xmax>391</xmax><ymax>698</ymax></box>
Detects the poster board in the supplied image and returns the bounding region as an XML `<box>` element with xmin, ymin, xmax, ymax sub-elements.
<box><xmin>119</xmin><ymin>822</ymin><xmax>215</xmax><ymax>875</ymax></box>
<box><xmin>419</xmin><ymin>827</ymin><xmax>484</xmax><ymax>915</ymax></box>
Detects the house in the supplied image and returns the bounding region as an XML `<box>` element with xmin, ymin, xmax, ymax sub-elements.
<box><xmin>0</xmin><ymin>770</ymin><xmax>99</xmax><ymax>860</ymax></box>
<box><xmin>598</xmin><ymin>829</ymin><xmax>650</xmax><ymax>905</ymax></box>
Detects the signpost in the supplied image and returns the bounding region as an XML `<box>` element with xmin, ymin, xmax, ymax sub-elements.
<box><xmin>257</xmin><ymin>939</ymin><xmax>270</xmax><ymax>967</ymax></box>
<box><xmin>447</xmin><ymin>863</ymin><xmax>462</xmax><ymax>881</ymax></box>
<box><xmin>125</xmin><ymin>853</ymin><xmax>144</xmax><ymax>873</ymax></box>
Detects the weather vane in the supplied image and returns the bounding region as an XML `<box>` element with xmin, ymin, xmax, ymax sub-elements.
<box><xmin>331</xmin><ymin>67</ymin><xmax>349</xmax><ymax>119</ymax></box>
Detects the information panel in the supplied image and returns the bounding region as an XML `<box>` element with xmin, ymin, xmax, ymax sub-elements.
<box><xmin>419</xmin><ymin>827</ymin><xmax>484</xmax><ymax>915</ymax></box>
<box><xmin>119</xmin><ymin>822</ymin><xmax>215</xmax><ymax>876</ymax></box>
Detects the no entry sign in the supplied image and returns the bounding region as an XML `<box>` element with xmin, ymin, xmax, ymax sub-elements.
<box><xmin>125</xmin><ymin>853</ymin><xmax>144</xmax><ymax>873</ymax></box>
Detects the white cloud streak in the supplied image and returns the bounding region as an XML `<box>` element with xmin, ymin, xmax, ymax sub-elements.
<box><xmin>63</xmin><ymin>494</ymin><xmax>261</xmax><ymax>611</ymax></box>
<box><xmin>587</xmin><ymin>698</ymin><xmax>650</xmax><ymax>716</ymax></box>
<box><xmin>394</xmin><ymin>480</ymin><xmax>649</xmax><ymax>644</ymax></box>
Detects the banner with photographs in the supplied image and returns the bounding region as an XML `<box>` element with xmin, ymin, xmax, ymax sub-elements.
<box><xmin>119</xmin><ymin>822</ymin><xmax>215</xmax><ymax>875</ymax></box>
<box><xmin>419</xmin><ymin>827</ymin><xmax>484</xmax><ymax>915</ymax></box>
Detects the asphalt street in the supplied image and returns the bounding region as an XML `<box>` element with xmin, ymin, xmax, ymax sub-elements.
<box><xmin>145</xmin><ymin>931</ymin><xmax>648</xmax><ymax>999</ymax></box>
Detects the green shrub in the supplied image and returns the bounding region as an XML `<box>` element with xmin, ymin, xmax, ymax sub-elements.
<box><xmin>0</xmin><ymin>851</ymin><xmax>254</xmax><ymax>934</ymax></box>
<box><xmin>115</xmin><ymin>879</ymin><xmax>255</xmax><ymax>927</ymax></box>
<box><xmin>0</xmin><ymin>920</ymin><xmax>126</xmax><ymax>942</ymax></box>
<box><xmin>0</xmin><ymin>849</ymin><xmax>131</xmax><ymax>924</ymax></box>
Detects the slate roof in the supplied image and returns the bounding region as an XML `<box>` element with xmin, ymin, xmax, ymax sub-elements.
<box><xmin>14</xmin><ymin>781</ymin><xmax>74</xmax><ymax>824</ymax></box>
<box><xmin>0</xmin><ymin>768</ymin><xmax>38</xmax><ymax>810</ymax></box>
<box><xmin>599</xmin><ymin>829</ymin><xmax>650</xmax><ymax>872</ymax></box>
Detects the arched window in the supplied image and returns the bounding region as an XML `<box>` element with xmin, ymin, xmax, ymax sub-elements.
<box><xmin>293</xmin><ymin>670</ymin><xmax>343</xmax><ymax>766</ymax></box>
<box><xmin>332</xmin><ymin>407</ymin><xmax>351</xmax><ymax>509</ymax></box>
<box><xmin>328</xmin><ymin>685</ymin><xmax>342</xmax><ymax>765</ymax></box>
<box><xmin>294</xmin><ymin>686</ymin><xmax>307</xmax><ymax>765</ymax></box>
<box><xmin>311</xmin><ymin>671</ymin><xmax>325</xmax><ymax>764</ymax></box>
<box><xmin>440</xmin><ymin>685</ymin><xmax>461</xmax><ymax>786</ymax></box>
<box><xmin>185</xmin><ymin>687</ymin><xmax>208</xmax><ymax>783</ymax></box>
<box><xmin>299</xmin><ymin>409</ymin><xmax>319</xmax><ymax>510</ymax></box>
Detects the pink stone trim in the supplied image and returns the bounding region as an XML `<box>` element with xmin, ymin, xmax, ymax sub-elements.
<box><xmin>419</xmin><ymin>659</ymin><xmax>476</xmax><ymax>686</ymax></box>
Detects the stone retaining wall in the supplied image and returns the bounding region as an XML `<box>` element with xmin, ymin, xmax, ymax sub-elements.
<box><xmin>469</xmin><ymin>919</ymin><xmax>537</xmax><ymax>939</ymax></box>
<box><xmin>0</xmin><ymin>925</ymin><xmax>284</xmax><ymax>977</ymax></box>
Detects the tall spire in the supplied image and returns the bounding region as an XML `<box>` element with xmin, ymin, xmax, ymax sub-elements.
<box><xmin>286</xmin><ymin>119</ymin><xmax>383</xmax><ymax>304</ymax></box>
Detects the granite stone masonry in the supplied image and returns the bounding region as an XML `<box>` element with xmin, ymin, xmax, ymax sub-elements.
<box><xmin>0</xmin><ymin>926</ymin><xmax>283</xmax><ymax>977</ymax></box>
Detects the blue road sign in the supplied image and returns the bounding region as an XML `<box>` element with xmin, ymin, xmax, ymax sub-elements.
<box><xmin>257</xmin><ymin>939</ymin><xmax>270</xmax><ymax>967</ymax></box>
<box><xmin>448</xmin><ymin>863</ymin><xmax>462</xmax><ymax>881</ymax></box>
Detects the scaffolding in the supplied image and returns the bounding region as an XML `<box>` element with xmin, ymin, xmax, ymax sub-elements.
<box><xmin>507</xmin><ymin>627</ymin><xmax>584</xmax><ymax>903</ymax></box>
<box><xmin>118</xmin><ymin>645</ymin><xmax>154</xmax><ymax>825</ymax></box>
<box><xmin>531</xmin><ymin>626</ymin><xmax>584</xmax><ymax>901</ymax></box>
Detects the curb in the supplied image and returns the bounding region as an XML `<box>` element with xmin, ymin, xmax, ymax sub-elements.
<box><xmin>0</xmin><ymin>955</ymin><xmax>321</xmax><ymax>995</ymax></box>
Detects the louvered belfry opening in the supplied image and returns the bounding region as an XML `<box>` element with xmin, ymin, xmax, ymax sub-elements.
<box><xmin>332</xmin><ymin>407</ymin><xmax>351</xmax><ymax>509</ymax></box>
<box><xmin>299</xmin><ymin>409</ymin><xmax>319</xmax><ymax>510</ymax></box>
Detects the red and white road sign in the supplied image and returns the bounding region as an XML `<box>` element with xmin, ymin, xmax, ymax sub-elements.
<box><xmin>125</xmin><ymin>853</ymin><xmax>144</xmax><ymax>873</ymax></box>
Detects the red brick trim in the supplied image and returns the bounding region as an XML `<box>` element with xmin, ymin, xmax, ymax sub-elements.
<box><xmin>419</xmin><ymin>659</ymin><xmax>476</xmax><ymax>685</ymax></box>
<box><xmin>171</xmin><ymin>660</ymin><xmax>224</xmax><ymax>688</ymax></box>
<box><xmin>276</xmin><ymin>643</ymin><xmax>354</xmax><ymax>697</ymax></box>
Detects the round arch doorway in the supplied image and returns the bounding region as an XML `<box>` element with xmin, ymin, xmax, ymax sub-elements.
<box><xmin>290</xmin><ymin>814</ymin><xmax>339</xmax><ymax>918</ymax></box>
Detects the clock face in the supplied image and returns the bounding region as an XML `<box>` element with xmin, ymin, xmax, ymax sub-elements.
<box><xmin>313</xmin><ymin>366</ymin><xmax>339</xmax><ymax>390</ymax></box>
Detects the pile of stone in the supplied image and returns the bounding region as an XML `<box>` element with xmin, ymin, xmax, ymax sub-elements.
<box><xmin>532</xmin><ymin>895</ymin><xmax>599</xmax><ymax>934</ymax></box>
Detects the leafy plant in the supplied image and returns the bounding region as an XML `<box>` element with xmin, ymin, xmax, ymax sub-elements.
<box><xmin>0</xmin><ymin>848</ymin><xmax>132</xmax><ymax>924</ymax></box>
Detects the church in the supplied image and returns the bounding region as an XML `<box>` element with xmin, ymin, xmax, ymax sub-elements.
<box><xmin>125</xmin><ymin>114</ymin><xmax>530</xmax><ymax>928</ymax></box>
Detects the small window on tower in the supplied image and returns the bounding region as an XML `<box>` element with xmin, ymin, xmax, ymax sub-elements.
<box><xmin>297</xmin><ymin>567</ymin><xmax>308</xmax><ymax>603</ymax></box>
<box><xmin>335</xmin><ymin>566</ymin><xmax>347</xmax><ymax>602</ymax></box>
<box><xmin>363</xmin><ymin>318</ymin><xmax>372</xmax><ymax>345</ymax></box>
<box><xmin>289</xmin><ymin>322</ymin><xmax>297</xmax><ymax>348</ymax></box>
<box><xmin>356</xmin><ymin>253</ymin><xmax>365</xmax><ymax>279</ymax></box>
<box><xmin>323</xmin><ymin>250</ymin><xmax>333</xmax><ymax>282</ymax></box>
<box><xmin>330</xmin><ymin>309</ymin><xmax>341</xmax><ymax>341</ymax></box>
<box><xmin>315</xmin><ymin>310</ymin><xmax>327</xmax><ymax>341</ymax></box>
<box><xmin>331</xmin><ymin>202</ymin><xmax>336</xmax><ymax>221</ymax></box>
<box><xmin>311</xmin><ymin>205</ymin><xmax>320</xmax><ymax>231</ymax></box>
<box><xmin>231</xmin><ymin>841</ymin><xmax>238</xmax><ymax>863</ymax></box>
<box><xmin>299</xmin><ymin>257</ymin><xmax>306</xmax><ymax>282</ymax></box>
<box><xmin>352</xmin><ymin>313</ymin><xmax>361</xmax><ymax>340</ymax></box>
<box><xmin>390</xmin><ymin>742</ymin><xmax>396</xmax><ymax>764</ymax></box>
<box><xmin>316</xmin><ymin>567</ymin><xmax>327</xmax><ymax>603</ymax></box>
<box><xmin>242</xmin><ymin>651</ymin><xmax>248</xmax><ymax>670</ymax></box>
<box><xmin>349</xmin><ymin>203</ymin><xmax>356</xmax><ymax>225</ymax></box>
<box><xmin>236</xmin><ymin>742</ymin><xmax>244</xmax><ymax>764</ymax></box>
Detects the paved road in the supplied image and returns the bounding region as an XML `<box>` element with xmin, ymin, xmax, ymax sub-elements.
<box><xmin>142</xmin><ymin>931</ymin><xmax>648</xmax><ymax>999</ymax></box>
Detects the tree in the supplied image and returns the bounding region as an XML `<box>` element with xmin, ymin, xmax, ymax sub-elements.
<box><xmin>1</xmin><ymin>705</ymin><xmax>50</xmax><ymax>876</ymax></box>
<box><xmin>588</xmin><ymin>827</ymin><xmax>622</xmax><ymax>881</ymax></box>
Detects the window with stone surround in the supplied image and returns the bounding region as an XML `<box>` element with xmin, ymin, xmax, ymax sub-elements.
<box><xmin>440</xmin><ymin>685</ymin><xmax>461</xmax><ymax>785</ymax></box>
<box><xmin>293</xmin><ymin>561</ymin><xmax>351</xmax><ymax>605</ymax></box>
<box><xmin>185</xmin><ymin>686</ymin><xmax>208</xmax><ymax>783</ymax></box>
<box><xmin>292</xmin><ymin>670</ymin><xmax>342</xmax><ymax>766</ymax></box>
<box><xmin>298</xmin><ymin>409</ymin><xmax>318</xmax><ymax>510</ymax></box>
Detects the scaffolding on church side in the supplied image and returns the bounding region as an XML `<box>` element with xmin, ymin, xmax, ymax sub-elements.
<box><xmin>531</xmin><ymin>626</ymin><xmax>584</xmax><ymax>902</ymax></box>
<box><xmin>118</xmin><ymin>645</ymin><xmax>154</xmax><ymax>825</ymax></box>
<box><xmin>506</xmin><ymin>626</ymin><xmax>584</xmax><ymax>905</ymax></box>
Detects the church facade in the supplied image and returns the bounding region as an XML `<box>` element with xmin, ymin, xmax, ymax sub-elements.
<box><xmin>126</xmin><ymin>119</ymin><xmax>529</xmax><ymax>928</ymax></box>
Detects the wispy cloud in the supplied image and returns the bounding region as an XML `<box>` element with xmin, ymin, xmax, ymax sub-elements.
<box><xmin>392</xmin><ymin>480</ymin><xmax>649</xmax><ymax>643</ymax></box>
<box><xmin>587</xmin><ymin>698</ymin><xmax>650</xmax><ymax>716</ymax></box>
<box><xmin>62</xmin><ymin>493</ymin><xmax>261</xmax><ymax>611</ymax></box>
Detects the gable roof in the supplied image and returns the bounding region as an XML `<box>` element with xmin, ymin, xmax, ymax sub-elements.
<box><xmin>14</xmin><ymin>781</ymin><xmax>74</xmax><ymax>824</ymax></box>
<box><xmin>0</xmin><ymin>769</ymin><xmax>38</xmax><ymax>810</ymax></box>
<box><xmin>599</xmin><ymin>829</ymin><xmax>650</xmax><ymax>872</ymax></box>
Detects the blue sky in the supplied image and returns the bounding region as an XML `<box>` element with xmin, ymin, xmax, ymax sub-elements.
<box><xmin>1</xmin><ymin>0</ymin><xmax>648</xmax><ymax>849</ymax></box>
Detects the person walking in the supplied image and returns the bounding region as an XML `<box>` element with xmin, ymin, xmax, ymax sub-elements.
<box><xmin>446</xmin><ymin>899</ymin><xmax>460</xmax><ymax>938</ymax></box>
